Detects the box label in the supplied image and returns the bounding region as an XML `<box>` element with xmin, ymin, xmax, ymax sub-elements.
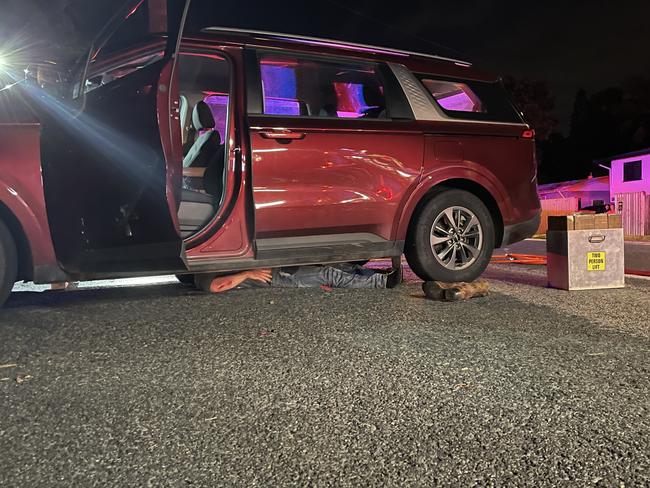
<box><xmin>587</xmin><ymin>252</ymin><xmax>606</xmax><ymax>271</ymax></box>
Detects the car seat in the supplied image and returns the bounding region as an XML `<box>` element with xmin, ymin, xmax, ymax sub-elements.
<box><xmin>177</xmin><ymin>101</ymin><xmax>226</xmax><ymax>237</ymax></box>
<box><xmin>362</xmin><ymin>85</ymin><xmax>387</xmax><ymax>118</ymax></box>
<box><xmin>183</xmin><ymin>101</ymin><xmax>222</xmax><ymax>168</ymax></box>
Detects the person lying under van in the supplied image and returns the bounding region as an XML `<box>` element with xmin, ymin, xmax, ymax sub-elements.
<box><xmin>195</xmin><ymin>263</ymin><xmax>402</xmax><ymax>293</ymax></box>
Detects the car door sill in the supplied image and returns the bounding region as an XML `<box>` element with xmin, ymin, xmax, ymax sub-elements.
<box><xmin>186</xmin><ymin>238</ymin><xmax>404</xmax><ymax>274</ymax></box>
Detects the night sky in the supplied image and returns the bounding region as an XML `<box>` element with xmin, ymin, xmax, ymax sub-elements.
<box><xmin>2</xmin><ymin>0</ymin><xmax>650</xmax><ymax>132</ymax></box>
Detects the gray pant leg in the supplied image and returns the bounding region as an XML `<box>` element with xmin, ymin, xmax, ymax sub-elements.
<box><xmin>273</xmin><ymin>265</ymin><xmax>386</xmax><ymax>289</ymax></box>
<box><xmin>273</xmin><ymin>266</ymin><xmax>323</xmax><ymax>288</ymax></box>
<box><xmin>320</xmin><ymin>265</ymin><xmax>387</xmax><ymax>289</ymax></box>
<box><xmin>335</xmin><ymin>263</ymin><xmax>375</xmax><ymax>277</ymax></box>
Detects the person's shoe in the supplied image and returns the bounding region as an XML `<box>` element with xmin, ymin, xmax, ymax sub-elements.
<box><xmin>194</xmin><ymin>273</ymin><xmax>217</xmax><ymax>292</ymax></box>
<box><xmin>446</xmin><ymin>280</ymin><xmax>489</xmax><ymax>301</ymax></box>
<box><xmin>422</xmin><ymin>281</ymin><xmax>447</xmax><ymax>300</ymax></box>
<box><xmin>423</xmin><ymin>280</ymin><xmax>490</xmax><ymax>301</ymax></box>
<box><xmin>386</xmin><ymin>265</ymin><xmax>403</xmax><ymax>289</ymax></box>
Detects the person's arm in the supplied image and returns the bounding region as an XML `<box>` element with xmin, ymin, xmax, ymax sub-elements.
<box><xmin>209</xmin><ymin>269</ymin><xmax>273</xmax><ymax>293</ymax></box>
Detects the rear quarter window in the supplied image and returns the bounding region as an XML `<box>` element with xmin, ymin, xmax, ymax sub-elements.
<box><xmin>418</xmin><ymin>74</ymin><xmax>523</xmax><ymax>124</ymax></box>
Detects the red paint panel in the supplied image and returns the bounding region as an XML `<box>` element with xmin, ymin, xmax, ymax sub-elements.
<box><xmin>457</xmin><ymin>135</ymin><xmax>540</xmax><ymax>225</ymax></box>
<box><xmin>0</xmin><ymin>125</ymin><xmax>58</xmax><ymax>269</ymax></box>
<box><xmin>249</xmin><ymin>117</ymin><xmax>423</xmax><ymax>240</ymax></box>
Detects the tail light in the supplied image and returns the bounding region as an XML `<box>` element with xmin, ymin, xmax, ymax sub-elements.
<box><xmin>521</xmin><ymin>129</ymin><xmax>536</xmax><ymax>139</ymax></box>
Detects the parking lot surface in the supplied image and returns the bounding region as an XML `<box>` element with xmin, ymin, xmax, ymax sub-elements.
<box><xmin>1</xmin><ymin>263</ymin><xmax>649</xmax><ymax>486</ymax></box>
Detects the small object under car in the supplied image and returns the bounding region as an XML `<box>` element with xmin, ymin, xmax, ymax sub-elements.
<box><xmin>422</xmin><ymin>280</ymin><xmax>490</xmax><ymax>302</ymax></box>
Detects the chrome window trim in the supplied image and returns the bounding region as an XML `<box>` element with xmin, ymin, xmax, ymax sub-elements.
<box><xmin>202</xmin><ymin>27</ymin><xmax>472</xmax><ymax>66</ymax></box>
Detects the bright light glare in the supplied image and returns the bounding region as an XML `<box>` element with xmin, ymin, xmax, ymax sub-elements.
<box><xmin>0</xmin><ymin>81</ymin><xmax>22</xmax><ymax>92</ymax></box>
<box><xmin>0</xmin><ymin>56</ymin><xmax>7</xmax><ymax>69</ymax></box>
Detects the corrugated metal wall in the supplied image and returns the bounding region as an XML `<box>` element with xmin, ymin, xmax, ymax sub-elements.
<box><xmin>540</xmin><ymin>198</ymin><xmax>580</xmax><ymax>212</ymax></box>
<box><xmin>536</xmin><ymin>198</ymin><xmax>580</xmax><ymax>235</ymax></box>
<box><xmin>615</xmin><ymin>192</ymin><xmax>650</xmax><ymax>236</ymax></box>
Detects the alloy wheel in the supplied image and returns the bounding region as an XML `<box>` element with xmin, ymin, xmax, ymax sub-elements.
<box><xmin>430</xmin><ymin>206</ymin><xmax>484</xmax><ymax>271</ymax></box>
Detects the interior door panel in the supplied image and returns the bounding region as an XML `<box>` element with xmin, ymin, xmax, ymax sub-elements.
<box><xmin>40</xmin><ymin>0</ymin><xmax>190</xmax><ymax>274</ymax></box>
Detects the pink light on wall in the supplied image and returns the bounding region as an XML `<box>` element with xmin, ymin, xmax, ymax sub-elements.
<box><xmin>610</xmin><ymin>153</ymin><xmax>650</xmax><ymax>195</ymax></box>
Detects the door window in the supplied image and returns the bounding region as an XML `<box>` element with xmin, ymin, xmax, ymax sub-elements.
<box><xmin>84</xmin><ymin>50</ymin><xmax>164</xmax><ymax>95</ymax></box>
<box><xmin>418</xmin><ymin>75</ymin><xmax>523</xmax><ymax>123</ymax></box>
<box><xmin>259</xmin><ymin>53</ymin><xmax>389</xmax><ymax>119</ymax></box>
<box><xmin>176</xmin><ymin>51</ymin><xmax>232</xmax><ymax>237</ymax></box>
<box><xmin>421</xmin><ymin>79</ymin><xmax>485</xmax><ymax>113</ymax></box>
<box><xmin>178</xmin><ymin>53</ymin><xmax>231</xmax><ymax>144</ymax></box>
<box><xmin>76</xmin><ymin>1</ymin><xmax>168</xmax><ymax>97</ymax></box>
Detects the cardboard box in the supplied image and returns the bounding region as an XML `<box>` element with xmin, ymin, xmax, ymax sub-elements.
<box><xmin>547</xmin><ymin>214</ymin><xmax>624</xmax><ymax>233</ymax></box>
<box><xmin>594</xmin><ymin>214</ymin><xmax>609</xmax><ymax>230</ymax></box>
<box><xmin>574</xmin><ymin>214</ymin><xmax>595</xmax><ymax>230</ymax></box>
<box><xmin>608</xmin><ymin>214</ymin><xmax>623</xmax><ymax>229</ymax></box>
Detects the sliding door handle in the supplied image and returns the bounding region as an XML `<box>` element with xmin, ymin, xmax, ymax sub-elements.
<box><xmin>259</xmin><ymin>130</ymin><xmax>306</xmax><ymax>141</ymax></box>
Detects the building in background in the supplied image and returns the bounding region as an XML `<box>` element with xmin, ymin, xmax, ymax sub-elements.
<box><xmin>535</xmin><ymin>149</ymin><xmax>650</xmax><ymax>236</ymax></box>
<box><xmin>596</xmin><ymin>148</ymin><xmax>650</xmax><ymax>236</ymax></box>
<box><xmin>598</xmin><ymin>149</ymin><xmax>650</xmax><ymax>196</ymax></box>
<box><xmin>538</xmin><ymin>175</ymin><xmax>610</xmax><ymax>209</ymax></box>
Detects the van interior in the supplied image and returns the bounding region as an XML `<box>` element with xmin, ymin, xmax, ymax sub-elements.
<box><xmin>177</xmin><ymin>52</ymin><xmax>231</xmax><ymax>237</ymax></box>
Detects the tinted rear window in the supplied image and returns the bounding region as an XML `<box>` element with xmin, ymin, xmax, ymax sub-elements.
<box><xmin>417</xmin><ymin>74</ymin><xmax>523</xmax><ymax>124</ymax></box>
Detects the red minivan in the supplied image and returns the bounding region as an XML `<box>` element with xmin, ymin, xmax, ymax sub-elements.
<box><xmin>0</xmin><ymin>0</ymin><xmax>540</xmax><ymax>306</ymax></box>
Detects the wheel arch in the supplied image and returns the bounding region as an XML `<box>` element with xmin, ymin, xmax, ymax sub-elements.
<box><xmin>402</xmin><ymin>178</ymin><xmax>505</xmax><ymax>250</ymax></box>
<box><xmin>0</xmin><ymin>201</ymin><xmax>33</xmax><ymax>281</ymax></box>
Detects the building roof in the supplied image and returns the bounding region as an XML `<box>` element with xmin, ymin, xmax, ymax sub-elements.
<box><xmin>594</xmin><ymin>148</ymin><xmax>650</xmax><ymax>165</ymax></box>
<box><xmin>538</xmin><ymin>176</ymin><xmax>610</xmax><ymax>196</ymax></box>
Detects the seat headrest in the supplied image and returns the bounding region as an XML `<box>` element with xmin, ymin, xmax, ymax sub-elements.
<box><xmin>363</xmin><ymin>84</ymin><xmax>384</xmax><ymax>107</ymax></box>
<box><xmin>192</xmin><ymin>101</ymin><xmax>215</xmax><ymax>131</ymax></box>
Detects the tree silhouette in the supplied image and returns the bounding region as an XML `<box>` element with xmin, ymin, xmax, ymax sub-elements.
<box><xmin>503</xmin><ymin>76</ymin><xmax>557</xmax><ymax>141</ymax></box>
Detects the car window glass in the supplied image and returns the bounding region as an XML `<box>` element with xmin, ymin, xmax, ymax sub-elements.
<box><xmin>77</xmin><ymin>1</ymin><xmax>167</xmax><ymax>97</ymax></box>
<box><xmin>259</xmin><ymin>54</ymin><xmax>388</xmax><ymax>119</ymax></box>
<box><xmin>623</xmin><ymin>161</ymin><xmax>642</xmax><ymax>182</ymax></box>
<box><xmin>178</xmin><ymin>53</ymin><xmax>231</xmax><ymax>143</ymax></box>
<box><xmin>421</xmin><ymin>79</ymin><xmax>485</xmax><ymax>113</ymax></box>
<box><xmin>84</xmin><ymin>50</ymin><xmax>163</xmax><ymax>95</ymax></box>
<box><xmin>418</xmin><ymin>74</ymin><xmax>523</xmax><ymax>123</ymax></box>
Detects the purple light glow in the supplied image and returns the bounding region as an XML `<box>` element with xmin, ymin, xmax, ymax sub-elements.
<box><xmin>264</xmin><ymin>97</ymin><xmax>301</xmax><ymax>116</ymax></box>
<box><xmin>436</xmin><ymin>92</ymin><xmax>479</xmax><ymax>112</ymax></box>
<box><xmin>334</xmin><ymin>82</ymin><xmax>368</xmax><ymax>118</ymax></box>
<box><xmin>261</xmin><ymin>63</ymin><xmax>301</xmax><ymax>115</ymax></box>
<box><xmin>203</xmin><ymin>93</ymin><xmax>228</xmax><ymax>139</ymax></box>
<box><xmin>421</xmin><ymin>79</ymin><xmax>484</xmax><ymax>113</ymax></box>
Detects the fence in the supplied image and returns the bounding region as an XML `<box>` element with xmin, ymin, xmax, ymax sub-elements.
<box><xmin>615</xmin><ymin>192</ymin><xmax>650</xmax><ymax>236</ymax></box>
<box><xmin>536</xmin><ymin>197</ymin><xmax>580</xmax><ymax>235</ymax></box>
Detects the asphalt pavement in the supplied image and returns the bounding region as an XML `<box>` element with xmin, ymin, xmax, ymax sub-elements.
<box><xmin>1</xmin><ymin>262</ymin><xmax>649</xmax><ymax>486</ymax></box>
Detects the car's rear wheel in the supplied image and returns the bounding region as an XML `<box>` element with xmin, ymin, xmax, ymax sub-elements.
<box><xmin>405</xmin><ymin>189</ymin><xmax>495</xmax><ymax>283</ymax></box>
<box><xmin>175</xmin><ymin>274</ymin><xmax>196</xmax><ymax>286</ymax></box>
<box><xmin>0</xmin><ymin>220</ymin><xmax>18</xmax><ymax>307</ymax></box>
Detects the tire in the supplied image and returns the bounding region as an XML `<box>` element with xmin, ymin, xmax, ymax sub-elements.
<box><xmin>405</xmin><ymin>189</ymin><xmax>495</xmax><ymax>283</ymax></box>
<box><xmin>0</xmin><ymin>220</ymin><xmax>18</xmax><ymax>307</ymax></box>
<box><xmin>175</xmin><ymin>274</ymin><xmax>196</xmax><ymax>286</ymax></box>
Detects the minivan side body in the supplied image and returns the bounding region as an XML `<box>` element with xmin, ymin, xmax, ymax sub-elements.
<box><xmin>0</xmin><ymin>2</ymin><xmax>540</xmax><ymax>305</ymax></box>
